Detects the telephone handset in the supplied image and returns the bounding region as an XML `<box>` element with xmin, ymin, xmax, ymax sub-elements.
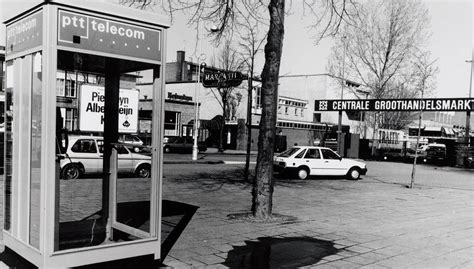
<box><xmin>56</xmin><ymin>107</ymin><xmax>69</xmax><ymax>155</ymax></box>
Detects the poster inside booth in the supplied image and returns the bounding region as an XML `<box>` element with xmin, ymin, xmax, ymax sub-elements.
<box><xmin>79</xmin><ymin>84</ymin><xmax>139</xmax><ymax>133</ymax></box>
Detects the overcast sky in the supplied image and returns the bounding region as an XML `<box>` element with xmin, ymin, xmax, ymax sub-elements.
<box><xmin>1</xmin><ymin>0</ymin><xmax>472</xmax><ymax>98</ymax></box>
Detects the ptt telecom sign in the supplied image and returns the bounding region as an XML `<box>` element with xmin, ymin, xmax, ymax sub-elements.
<box><xmin>58</xmin><ymin>10</ymin><xmax>161</xmax><ymax>61</ymax></box>
<box><xmin>79</xmin><ymin>85</ymin><xmax>139</xmax><ymax>133</ymax></box>
<box><xmin>6</xmin><ymin>11</ymin><xmax>43</xmax><ymax>56</ymax></box>
<box><xmin>315</xmin><ymin>98</ymin><xmax>474</xmax><ymax>112</ymax></box>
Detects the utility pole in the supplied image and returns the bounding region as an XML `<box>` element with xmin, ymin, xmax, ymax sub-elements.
<box><xmin>337</xmin><ymin>36</ymin><xmax>347</xmax><ymax>156</ymax></box>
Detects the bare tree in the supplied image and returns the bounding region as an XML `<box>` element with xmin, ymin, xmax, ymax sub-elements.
<box><xmin>120</xmin><ymin>0</ymin><xmax>357</xmax><ymax>220</ymax></box>
<box><xmin>236</xmin><ymin>12</ymin><xmax>267</xmax><ymax>182</ymax></box>
<box><xmin>328</xmin><ymin>0</ymin><xmax>435</xmax><ymax>132</ymax></box>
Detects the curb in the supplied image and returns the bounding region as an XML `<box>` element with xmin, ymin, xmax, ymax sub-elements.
<box><xmin>163</xmin><ymin>160</ymin><xmax>224</xmax><ymax>165</ymax></box>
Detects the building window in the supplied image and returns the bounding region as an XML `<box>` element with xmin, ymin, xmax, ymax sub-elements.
<box><xmin>301</xmin><ymin>109</ymin><xmax>304</xmax><ymax>117</ymax></box>
<box><xmin>313</xmin><ymin>113</ymin><xmax>321</xmax><ymax>123</ymax></box>
<box><xmin>254</xmin><ymin>86</ymin><xmax>262</xmax><ymax>109</ymax></box>
<box><xmin>295</xmin><ymin>108</ymin><xmax>298</xmax><ymax>116</ymax></box>
<box><xmin>65</xmin><ymin>79</ymin><xmax>76</xmax><ymax>97</ymax></box>
<box><xmin>285</xmin><ymin>106</ymin><xmax>288</xmax><ymax>115</ymax></box>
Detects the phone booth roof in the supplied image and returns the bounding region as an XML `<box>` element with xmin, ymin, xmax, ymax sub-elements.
<box><xmin>4</xmin><ymin>0</ymin><xmax>170</xmax><ymax>28</ymax></box>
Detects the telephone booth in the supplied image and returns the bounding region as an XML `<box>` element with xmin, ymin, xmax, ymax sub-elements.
<box><xmin>3</xmin><ymin>0</ymin><xmax>169</xmax><ymax>267</ymax></box>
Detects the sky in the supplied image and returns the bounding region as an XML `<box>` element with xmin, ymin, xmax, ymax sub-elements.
<box><xmin>1</xmin><ymin>0</ymin><xmax>472</xmax><ymax>98</ymax></box>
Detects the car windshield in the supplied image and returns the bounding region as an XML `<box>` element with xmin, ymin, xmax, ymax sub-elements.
<box><xmin>278</xmin><ymin>147</ymin><xmax>301</xmax><ymax>157</ymax></box>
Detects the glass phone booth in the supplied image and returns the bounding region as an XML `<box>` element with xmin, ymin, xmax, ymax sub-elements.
<box><xmin>3</xmin><ymin>0</ymin><xmax>169</xmax><ymax>267</ymax></box>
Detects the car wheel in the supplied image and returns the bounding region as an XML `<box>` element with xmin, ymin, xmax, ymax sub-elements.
<box><xmin>164</xmin><ymin>146</ymin><xmax>170</xmax><ymax>153</ymax></box>
<box><xmin>347</xmin><ymin>167</ymin><xmax>360</xmax><ymax>180</ymax></box>
<box><xmin>297</xmin><ymin>167</ymin><xmax>309</xmax><ymax>180</ymax></box>
<box><xmin>135</xmin><ymin>164</ymin><xmax>151</xmax><ymax>178</ymax></box>
<box><xmin>61</xmin><ymin>164</ymin><xmax>81</xmax><ymax>180</ymax></box>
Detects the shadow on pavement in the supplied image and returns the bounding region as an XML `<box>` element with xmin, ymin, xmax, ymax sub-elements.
<box><xmin>223</xmin><ymin>236</ymin><xmax>338</xmax><ymax>268</ymax></box>
<box><xmin>171</xmin><ymin>168</ymin><xmax>311</xmax><ymax>191</ymax></box>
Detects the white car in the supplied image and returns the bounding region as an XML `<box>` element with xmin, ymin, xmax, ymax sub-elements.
<box><xmin>59</xmin><ymin>136</ymin><xmax>152</xmax><ymax>179</ymax></box>
<box><xmin>273</xmin><ymin>146</ymin><xmax>367</xmax><ymax>180</ymax></box>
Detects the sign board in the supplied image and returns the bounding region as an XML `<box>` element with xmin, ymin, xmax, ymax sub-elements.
<box><xmin>315</xmin><ymin>98</ymin><xmax>474</xmax><ymax>112</ymax></box>
<box><xmin>6</xmin><ymin>11</ymin><xmax>43</xmax><ymax>56</ymax></box>
<box><xmin>58</xmin><ymin>10</ymin><xmax>161</xmax><ymax>61</ymax></box>
<box><xmin>79</xmin><ymin>85</ymin><xmax>139</xmax><ymax>133</ymax></box>
<box><xmin>202</xmin><ymin>71</ymin><xmax>244</xmax><ymax>88</ymax></box>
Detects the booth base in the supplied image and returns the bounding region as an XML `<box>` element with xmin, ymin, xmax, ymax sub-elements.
<box><xmin>0</xmin><ymin>200</ymin><xmax>198</xmax><ymax>268</ymax></box>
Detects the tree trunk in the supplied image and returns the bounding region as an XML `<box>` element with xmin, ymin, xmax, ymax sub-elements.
<box><xmin>252</xmin><ymin>0</ymin><xmax>285</xmax><ymax>220</ymax></box>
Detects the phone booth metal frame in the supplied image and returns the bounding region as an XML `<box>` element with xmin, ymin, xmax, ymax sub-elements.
<box><xmin>3</xmin><ymin>0</ymin><xmax>169</xmax><ymax>267</ymax></box>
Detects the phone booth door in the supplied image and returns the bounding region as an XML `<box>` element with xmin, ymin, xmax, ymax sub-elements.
<box><xmin>55</xmin><ymin>51</ymin><xmax>160</xmax><ymax>253</ymax></box>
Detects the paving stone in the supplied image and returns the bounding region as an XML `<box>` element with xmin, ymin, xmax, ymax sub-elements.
<box><xmin>345</xmin><ymin>245</ymin><xmax>374</xmax><ymax>254</ymax></box>
<box><xmin>325</xmin><ymin>259</ymin><xmax>362</xmax><ymax>269</ymax></box>
<box><xmin>322</xmin><ymin>254</ymin><xmax>345</xmax><ymax>262</ymax></box>
<box><xmin>191</xmin><ymin>254</ymin><xmax>225</xmax><ymax>265</ymax></box>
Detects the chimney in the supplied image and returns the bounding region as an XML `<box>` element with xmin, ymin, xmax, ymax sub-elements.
<box><xmin>177</xmin><ymin>50</ymin><xmax>185</xmax><ymax>62</ymax></box>
<box><xmin>176</xmin><ymin>51</ymin><xmax>186</xmax><ymax>81</ymax></box>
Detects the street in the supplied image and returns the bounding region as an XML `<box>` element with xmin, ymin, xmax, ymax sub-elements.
<box><xmin>0</xmin><ymin>154</ymin><xmax>473</xmax><ymax>268</ymax></box>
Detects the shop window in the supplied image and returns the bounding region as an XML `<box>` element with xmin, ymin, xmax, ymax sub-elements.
<box><xmin>164</xmin><ymin>111</ymin><xmax>181</xmax><ymax>136</ymax></box>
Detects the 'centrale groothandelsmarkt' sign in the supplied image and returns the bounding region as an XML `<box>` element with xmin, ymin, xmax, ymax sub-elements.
<box><xmin>315</xmin><ymin>98</ymin><xmax>474</xmax><ymax>112</ymax></box>
<box><xmin>58</xmin><ymin>10</ymin><xmax>161</xmax><ymax>61</ymax></box>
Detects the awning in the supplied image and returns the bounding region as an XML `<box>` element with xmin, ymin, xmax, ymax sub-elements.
<box><xmin>443</xmin><ymin>127</ymin><xmax>455</xmax><ymax>135</ymax></box>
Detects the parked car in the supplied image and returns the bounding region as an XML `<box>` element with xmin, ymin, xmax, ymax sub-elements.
<box><xmin>59</xmin><ymin>136</ymin><xmax>152</xmax><ymax>179</ymax></box>
<box><xmin>418</xmin><ymin>143</ymin><xmax>447</xmax><ymax>163</ymax></box>
<box><xmin>163</xmin><ymin>137</ymin><xmax>207</xmax><ymax>153</ymax></box>
<box><xmin>273</xmin><ymin>146</ymin><xmax>367</xmax><ymax>180</ymax></box>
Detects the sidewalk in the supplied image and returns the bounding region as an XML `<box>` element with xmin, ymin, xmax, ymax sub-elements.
<box><xmin>161</xmin><ymin>173</ymin><xmax>474</xmax><ymax>268</ymax></box>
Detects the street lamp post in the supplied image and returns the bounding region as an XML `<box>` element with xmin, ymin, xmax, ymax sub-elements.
<box><xmin>337</xmin><ymin>36</ymin><xmax>347</xmax><ymax>156</ymax></box>
<box><xmin>192</xmin><ymin>61</ymin><xmax>205</xmax><ymax>161</ymax></box>
<box><xmin>465</xmin><ymin>56</ymin><xmax>473</xmax><ymax>146</ymax></box>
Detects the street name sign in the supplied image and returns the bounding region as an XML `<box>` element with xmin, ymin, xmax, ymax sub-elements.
<box><xmin>202</xmin><ymin>71</ymin><xmax>244</xmax><ymax>88</ymax></box>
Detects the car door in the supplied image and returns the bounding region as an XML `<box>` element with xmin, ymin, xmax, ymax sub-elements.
<box><xmin>115</xmin><ymin>144</ymin><xmax>135</xmax><ymax>174</ymax></box>
<box><xmin>97</xmin><ymin>140</ymin><xmax>134</xmax><ymax>174</ymax></box>
<box><xmin>320</xmin><ymin>148</ymin><xmax>346</xmax><ymax>175</ymax></box>
<box><xmin>70</xmin><ymin>138</ymin><xmax>101</xmax><ymax>174</ymax></box>
<box><xmin>302</xmin><ymin>148</ymin><xmax>325</xmax><ymax>175</ymax></box>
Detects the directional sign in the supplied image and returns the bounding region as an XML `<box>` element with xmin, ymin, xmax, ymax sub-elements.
<box><xmin>202</xmin><ymin>71</ymin><xmax>244</xmax><ymax>88</ymax></box>
<box><xmin>315</xmin><ymin>98</ymin><xmax>474</xmax><ymax>112</ymax></box>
